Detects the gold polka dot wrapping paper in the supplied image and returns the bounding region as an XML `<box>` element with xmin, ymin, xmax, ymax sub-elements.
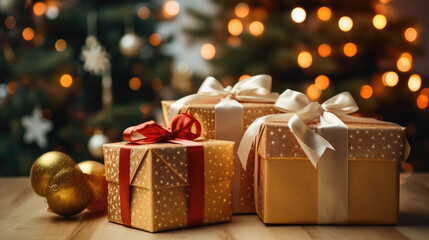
<box><xmin>256</xmin><ymin>121</ymin><xmax>407</xmax><ymax>224</ymax></box>
<box><xmin>162</xmin><ymin>100</ymin><xmax>279</xmax><ymax>214</ymax></box>
<box><xmin>103</xmin><ymin>139</ymin><xmax>234</xmax><ymax>232</ymax></box>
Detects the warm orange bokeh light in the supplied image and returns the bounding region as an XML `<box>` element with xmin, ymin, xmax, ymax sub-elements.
<box><xmin>249</xmin><ymin>21</ymin><xmax>264</xmax><ymax>36</ymax></box>
<box><xmin>7</xmin><ymin>82</ymin><xmax>18</xmax><ymax>94</ymax></box>
<box><xmin>315</xmin><ymin>75</ymin><xmax>330</xmax><ymax>90</ymax></box>
<box><xmin>138</xmin><ymin>6</ymin><xmax>150</xmax><ymax>20</ymax></box>
<box><xmin>404</xmin><ymin>27</ymin><xmax>417</xmax><ymax>42</ymax></box>
<box><xmin>228</xmin><ymin>19</ymin><xmax>243</xmax><ymax>36</ymax></box>
<box><xmin>129</xmin><ymin>77</ymin><xmax>142</xmax><ymax>91</ymax></box>
<box><xmin>360</xmin><ymin>85</ymin><xmax>373</xmax><ymax>99</ymax></box>
<box><xmin>338</xmin><ymin>16</ymin><xmax>353</xmax><ymax>32</ymax></box>
<box><xmin>33</xmin><ymin>2</ymin><xmax>47</xmax><ymax>16</ymax></box>
<box><xmin>307</xmin><ymin>84</ymin><xmax>321</xmax><ymax>100</ymax></box>
<box><xmin>235</xmin><ymin>3</ymin><xmax>249</xmax><ymax>18</ymax></box>
<box><xmin>60</xmin><ymin>74</ymin><xmax>73</xmax><ymax>88</ymax></box>
<box><xmin>421</xmin><ymin>88</ymin><xmax>429</xmax><ymax>97</ymax></box>
<box><xmin>149</xmin><ymin>33</ymin><xmax>162</xmax><ymax>46</ymax></box>
<box><xmin>228</xmin><ymin>36</ymin><xmax>241</xmax><ymax>47</ymax></box>
<box><xmin>201</xmin><ymin>43</ymin><xmax>216</xmax><ymax>60</ymax></box>
<box><xmin>382</xmin><ymin>71</ymin><xmax>399</xmax><ymax>87</ymax></box>
<box><xmin>5</xmin><ymin>16</ymin><xmax>16</xmax><ymax>29</ymax></box>
<box><xmin>408</xmin><ymin>74</ymin><xmax>421</xmax><ymax>92</ymax></box>
<box><xmin>254</xmin><ymin>7</ymin><xmax>268</xmax><ymax>20</ymax></box>
<box><xmin>372</xmin><ymin>14</ymin><xmax>387</xmax><ymax>30</ymax></box>
<box><xmin>163</xmin><ymin>0</ymin><xmax>180</xmax><ymax>18</ymax></box>
<box><xmin>239</xmin><ymin>75</ymin><xmax>251</xmax><ymax>81</ymax></box>
<box><xmin>343</xmin><ymin>42</ymin><xmax>357</xmax><ymax>57</ymax></box>
<box><xmin>397</xmin><ymin>53</ymin><xmax>412</xmax><ymax>72</ymax></box>
<box><xmin>317</xmin><ymin>7</ymin><xmax>331</xmax><ymax>21</ymax></box>
<box><xmin>55</xmin><ymin>39</ymin><xmax>67</xmax><ymax>52</ymax></box>
<box><xmin>318</xmin><ymin>44</ymin><xmax>331</xmax><ymax>57</ymax></box>
<box><xmin>417</xmin><ymin>95</ymin><xmax>428</xmax><ymax>109</ymax></box>
<box><xmin>291</xmin><ymin>7</ymin><xmax>306</xmax><ymax>23</ymax></box>
<box><xmin>151</xmin><ymin>78</ymin><xmax>163</xmax><ymax>91</ymax></box>
<box><xmin>297</xmin><ymin>51</ymin><xmax>312</xmax><ymax>68</ymax></box>
<box><xmin>22</xmin><ymin>27</ymin><xmax>35</xmax><ymax>41</ymax></box>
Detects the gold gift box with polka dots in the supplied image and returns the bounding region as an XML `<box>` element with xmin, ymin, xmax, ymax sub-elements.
<box><xmin>256</xmin><ymin>121</ymin><xmax>407</xmax><ymax>224</ymax></box>
<box><xmin>161</xmin><ymin>100</ymin><xmax>279</xmax><ymax>214</ymax></box>
<box><xmin>103</xmin><ymin>139</ymin><xmax>235</xmax><ymax>232</ymax></box>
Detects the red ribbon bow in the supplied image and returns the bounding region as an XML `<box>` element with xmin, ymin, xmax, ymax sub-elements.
<box><xmin>119</xmin><ymin>113</ymin><xmax>205</xmax><ymax>228</ymax></box>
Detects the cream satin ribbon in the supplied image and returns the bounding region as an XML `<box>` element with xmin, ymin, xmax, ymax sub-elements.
<box><xmin>237</xmin><ymin>89</ymin><xmax>410</xmax><ymax>223</ymax></box>
<box><xmin>168</xmin><ymin>74</ymin><xmax>279</xmax><ymax>213</ymax></box>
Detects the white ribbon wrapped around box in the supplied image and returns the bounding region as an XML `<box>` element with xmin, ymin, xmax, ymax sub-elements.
<box><xmin>163</xmin><ymin>75</ymin><xmax>279</xmax><ymax>213</ymax></box>
<box><xmin>238</xmin><ymin>89</ymin><xmax>410</xmax><ymax>224</ymax></box>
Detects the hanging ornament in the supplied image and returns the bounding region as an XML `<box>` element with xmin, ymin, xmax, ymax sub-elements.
<box><xmin>30</xmin><ymin>151</ymin><xmax>77</xmax><ymax>197</ymax></box>
<box><xmin>46</xmin><ymin>165</ymin><xmax>92</xmax><ymax>217</ymax></box>
<box><xmin>119</xmin><ymin>32</ymin><xmax>143</xmax><ymax>57</ymax></box>
<box><xmin>88</xmin><ymin>129</ymin><xmax>109</xmax><ymax>158</ymax></box>
<box><xmin>21</xmin><ymin>106</ymin><xmax>53</xmax><ymax>149</ymax></box>
<box><xmin>78</xmin><ymin>161</ymin><xmax>108</xmax><ymax>212</ymax></box>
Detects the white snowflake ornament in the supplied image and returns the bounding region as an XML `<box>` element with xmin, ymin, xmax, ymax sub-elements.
<box><xmin>80</xmin><ymin>36</ymin><xmax>111</xmax><ymax>76</ymax></box>
<box><xmin>21</xmin><ymin>106</ymin><xmax>53</xmax><ymax>149</ymax></box>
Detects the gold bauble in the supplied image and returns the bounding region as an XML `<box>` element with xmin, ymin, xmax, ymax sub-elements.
<box><xmin>46</xmin><ymin>166</ymin><xmax>92</xmax><ymax>217</ymax></box>
<box><xmin>119</xmin><ymin>33</ymin><xmax>143</xmax><ymax>57</ymax></box>
<box><xmin>78</xmin><ymin>161</ymin><xmax>108</xmax><ymax>212</ymax></box>
<box><xmin>30</xmin><ymin>151</ymin><xmax>76</xmax><ymax>197</ymax></box>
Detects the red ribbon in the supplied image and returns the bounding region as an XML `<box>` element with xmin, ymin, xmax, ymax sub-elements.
<box><xmin>119</xmin><ymin>113</ymin><xmax>204</xmax><ymax>227</ymax></box>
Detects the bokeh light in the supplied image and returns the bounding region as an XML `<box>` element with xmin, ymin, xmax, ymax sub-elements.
<box><xmin>338</xmin><ymin>16</ymin><xmax>353</xmax><ymax>32</ymax></box>
<box><xmin>60</xmin><ymin>74</ymin><xmax>73</xmax><ymax>88</ymax></box>
<box><xmin>408</xmin><ymin>74</ymin><xmax>421</xmax><ymax>92</ymax></box>
<box><xmin>315</xmin><ymin>75</ymin><xmax>330</xmax><ymax>90</ymax></box>
<box><xmin>254</xmin><ymin>7</ymin><xmax>268</xmax><ymax>20</ymax></box>
<box><xmin>360</xmin><ymin>85</ymin><xmax>373</xmax><ymax>99</ymax></box>
<box><xmin>318</xmin><ymin>44</ymin><xmax>331</xmax><ymax>57</ymax></box>
<box><xmin>291</xmin><ymin>7</ymin><xmax>306</xmax><ymax>23</ymax></box>
<box><xmin>33</xmin><ymin>2</ymin><xmax>47</xmax><ymax>16</ymax></box>
<box><xmin>129</xmin><ymin>77</ymin><xmax>142</xmax><ymax>91</ymax></box>
<box><xmin>372</xmin><ymin>14</ymin><xmax>387</xmax><ymax>30</ymax></box>
<box><xmin>317</xmin><ymin>7</ymin><xmax>331</xmax><ymax>21</ymax></box>
<box><xmin>343</xmin><ymin>42</ymin><xmax>357</xmax><ymax>57</ymax></box>
<box><xmin>45</xmin><ymin>6</ymin><xmax>59</xmax><ymax>20</ymax></box>
<box><xmin>228</xmin><ymin>19</ymin><xmax>243</xmax><ymax>36</ymax></box>
<box><xmin>297</xmin><ymin>51</ymin><xmax>312</xmax><ymax>68</ymax></box>
<box><xmin>22</xmin><ymin>27</ymin><xmax>35</xmax><ymax>41</ymax></box>
<box><xmin>235</xmin><ymin>3</ymin><xmax>249</xmax><ymax>18</ymax></box>
<box><xmin>55</xmin><ymin>39</ymin><xmax>67</xmax><ymax>52</ymax></box>
<box><xmin>249</xmin><ymin>21</ymin><xmax>264</xmax><ymax>36</ymax></box>
<box><xmin>201</xmin><ymin>43</ymin><xmax>216</xmax><ymax>60</ymax></box>
<box><xmin>138</xmin><ymin>6</ymin><xmax>150</xmax><ymax>20</ymax></box>
<box><xmin>307</xmin><ymin>84</ymin><xmax>321</xmax><ymax>100</ymax></box>
<box><xmin>7</xmin><ymin>82</ymin><xmax>18</xmax><ymax>94</ymax></box>
<box><xmin>151</xmin><ymin>78</ymin><xmax>163</xmax><ymax>91</ymax></box>
<box><xmin>5</xmin><ymin>16</ymin><xmax>16</xmax><ymax>29</ymax></box>
<box><xmin>239</xmin><ymin>75</ymin><xmax>251</xmax><ymax>81</ymax></box>
<box><xmin>382</xmin><ymin>71</ymin><xmax>399</xmax><ymax>87</ymax></box>
<box><xmin>404</xmin><ymin>27</ymin><xmax>418</xmax><ymax>42</ymax></box>
<box><xmin>397</xmin><ymin>53</ymin><xmax>412</xmax><ymax>72</ymax></box>
<box><xmin>163</xmin><ymin>0</ymin><xmax>180</xmax><ymax>18</ymax></box>
<box><xmin>228</xmin><ymin>36</ymin><xmax>241</xmax><ymax>47</ymax></box>
<box><xmin>149</xmin><ymin>33</ymin><xmax>162</xmax><ymax>46</ymax></box>
<box><xmin>421</xmin><ymin>88</ymin><xmax>429</xmax><ymax>97</ymax></box>
<box><xmin>417</xmin><ymin>95</ymin><xmax>428</xmax><ymax>109</ymax></box>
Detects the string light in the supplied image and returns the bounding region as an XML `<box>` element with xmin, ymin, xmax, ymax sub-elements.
<box><xmin>228</xmin><ymin>19</ymin><xmax>243</xmax><ymax>36</ymax></box>
<box><xmin>421</xmin><ymin>88</ymin><xmax>429</xmax><ymax>97</ymax></box>
<box><xmin>360</xmin><ymin>85</ymin><xmax>373</xmax><ymax>99</ymax></box>
<box><xmin>408</xmin><ymin>74</ymin><xmax>421</xmax><ymax>92</ymax></box>
<box><xmin>22</xmin><ymin>27</ymin><xmax>35</xmax><ymax>41</ymax></box>
<box><xmin>228</xmin><ymin>36</ymin><xmax>241</xmax><ymax>47</ymax></box>
<box><xmin>249</xmin><ymin>21</ymin><xmax>264</xmax><ymax>36</ymax></box>
<box><xmin>163</xmin><ymin>0</ymin><xmax>180</xmax><ymax>18</ymax></box>
<box><xmin>55</xmin><ymin>39</ymin><xmax>67</xmax><ymax>52</ymax></box>
<box><xmin>317</xmin><ymin>7</ymin><xmax>331</xmax><ymax>21</ymax></box>
<box><xmin>33</xmin><ymin>2</ymin><xmax>47</xmax><ymax>16</ymax></box>
<box><xmin>129</xmin><ymin>77</ymin><xmax>142</xmax><ymax>91</ymax></box>
<box><xmin>297</xmin><ymin>51</ymin><xmax>312</xmax><ymax>68</ymax></box>
<box><xmin>5</xmin><ymin>16</ymin><xmax>16</xmax><ymax>29</ymax></box>
<box><xmin>291</xmin><ymin>7</ymin><xmax>306</xmax><ymax>23</ymax></box>
<box><xmin>318</xmin><ymin>44</ymin><xmax>331</xmax><ymax>57</ymax></box>
<box><xmin>372</xmin><ymin>14</ymin><xmax>387</xmax><ymax>29</ymax></box>
<box><xmin>138</xmin><ymin>6</ymin><xmax>150</xmax><ymax>20</ymax></box>
<box><xmin>404</xmin><ymin>27</ymin><xmax>418</xmax><ymax>42</ymax></box>
<box><xmin>60</xmin><ymin>74</ymin><xmax>73</xmax><ymax>88</ymax></box>
<box><xmin>343</xmin><ymin>42</ymin><xmax>357</xmax><ymax>57</ymax></box>
<box><xmin>45</xmin><ymin>6</ymin><xmax>59</xmax><ymax>20</ymax></box>
<box><xmin>382</xmin><ymin>71</ymin><xmax>399</xmax><ymax>87</ymax></box>
<box><xmin>149</xmin><ymin>33</ymin><xmax>162</xmax><ymax>46</ymax></box>
<box><xmin>417</xmin><ymin>95</ymin><xmax>428</xmax><ymax>109</ymax></box>
<box><xmin>201</xmin><ymin>43</ymin><xmax>216</xmax><ymax>60</ymax></box>
<box><xmin>235</xmin><ymin>3</ymin><xmax>249</xmax><ymax>18</ymax></box>
<box><xmin>315</xmin><ymin>75</ymin><xmax>330</xmax><ymax>90</ymax></box>
<box><xmin>397</xmin><ymin>53</ymin><xmax>412</xmax><ymax>72</ymax></box>
<box><xmin>239</xmin><ymin>75</ymin><xmax>251</xmax><ymax>81</ymax></box>
<box><xmin>307</xmin><ymin>84</ymin><xmax>321</xmax><ymax>100</ymax></box>
<box><xmin>338</xmin><ymin>16</ymin><xmax>353</xmax><ymax>32</ymax></box>
<box><xmin>380</xmin><ymin>0</ymin><xmax>391</xmax><ymax>4</ymax></box>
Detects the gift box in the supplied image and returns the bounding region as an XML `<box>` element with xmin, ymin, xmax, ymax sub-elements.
<box><xmin>237</xmin><ymin>90</ymin><xmax>409</xmax><ymax>224</ymax></box>
<box><xmin>161</xmin><ymin>75</ymin><xmax>280</xmax><ymax>214</ymax></box>
<box><xmin>103</xmin><ymin>114</ymin><xmax>235</xmax><ymax>232</ymax></box>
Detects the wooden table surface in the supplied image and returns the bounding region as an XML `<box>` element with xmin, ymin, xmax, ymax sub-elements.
<box><xmin>1</xmin><ymin>174</ymin><xmax>428</xmax><ymax>240</ymax></box>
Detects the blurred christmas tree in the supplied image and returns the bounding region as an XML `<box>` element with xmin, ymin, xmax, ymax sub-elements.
<box><xmin>185</xmin><ymin>0</ymin><xmax>428</xmax><ymax>171</ymax></box>
<box><xmin>0</xmin><ymin>0</ymin><xmax>179</xmax><ymax>175</ymax></box>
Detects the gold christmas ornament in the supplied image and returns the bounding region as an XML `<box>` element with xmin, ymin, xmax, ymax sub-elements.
<box><xmin>119</xmin><ymin>32</ymin><xmax>143</xmax><ymax>58</ymax></box>
<box><xmin>78</xmin><ymin>160</ymin><xmax>108</xmax><ymax>212</ymax></box>
<box><xmin>88</xmin><ymin>129</ymin><xmax>109</xmax><ymax>158</ymax></box>
<box><xmin>30</xmin><ymin>151</ymin><xmax>76</xmax><ymax>197</ymax></box>
<box><xmin>46</xmin><ymin>165</ymin><xmax>92</xmax><ymax>217</ymax></box>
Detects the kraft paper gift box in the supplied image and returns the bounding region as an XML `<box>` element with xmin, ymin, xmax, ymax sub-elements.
<box><xmin>238</xmin><ymin>90</ymin><xmax>409</xmax><ymax>224</ymax></box>
<box><xmin>162</xmin><ymin>75</ymin><xmax>280</xmax><ymax>213</ymax></box>
<box><xmin>103</xmin><ymin>114</ymin><xmax>235</xmax><ymax>232</ymax></box>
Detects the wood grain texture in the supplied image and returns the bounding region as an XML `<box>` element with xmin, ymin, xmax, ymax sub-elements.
<box><xmin>0</xmin><ymin>174</ymin><xmax>428</xmax><ymax>240</ymax></box>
